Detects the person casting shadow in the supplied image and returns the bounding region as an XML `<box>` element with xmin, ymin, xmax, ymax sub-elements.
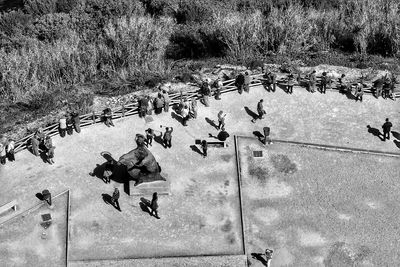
<box><xmin>367</xmin><ymin>125</ymin><xmax>383</xmax><ymax>141</ymax></box>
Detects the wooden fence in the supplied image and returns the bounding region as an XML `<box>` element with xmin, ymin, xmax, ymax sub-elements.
<box><xmin>12</xmin><ymin>73</ymin><xmax>398</xmax><ymax>154</ymax></box>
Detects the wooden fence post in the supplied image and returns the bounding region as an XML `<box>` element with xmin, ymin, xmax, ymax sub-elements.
<box><xmin>92</xmin><ymin>111</ymin><xmax>96</xmax><ymax>124</ymax></box>
<box><xmin>122</xmin><ymin>104</ymin><xmax>125</xmax><ymax>117</ymax></box>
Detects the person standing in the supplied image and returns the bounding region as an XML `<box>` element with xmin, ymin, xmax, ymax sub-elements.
<box><xmin>139</xmin><ymin>95</ymin><xmax>149</xmax><ymax>118</ymax></box>
<box><xmin>201</xmin><ymin>80</ymin><xmax>211</xmax><ymax>107</ymax></box>
<box><xmin>150</xmin><ymin>192</ymin><xmax>160</xmax><ymax>219</ymax></box>
<box><xmin>265</xmin><ymin>249</ymin><xmax>274</xmax><ymax>267</ymax></box>
<box><xmin>31</xmin><ymin>134</ymin><xmax>40</xmax><ymax>157</ymax></box>
<box><xmin>163</xmin><ymin>127</ymin><xmax>173</xmax><ymax>148</ymax></box>
<box><xmin>0</xmin><ymin>142</ymin><xmax>6</xmax><ymax>165</ymax></box>
<box><xmin>66</xmin><ymin>114</ymin><xmax>74</xmax><ymax>135</ymax></box>
<box><xmin>252</xmin><ymin>99</ymin><xmax>266</xmax><ymax>123</ymax></box>
<box><xmin>382</xmin><ymin>118</ymin><xmax>393</xmax><ymax>141</ymax></box>
<box><xmin>354</xmin><ymin>83</ymin><xmax>364</xmax><ymax>102</ymax></box>
<box><xmin>181</xmin><ymin>105</ymin><xmax>190</xmax><ymax>126</ymax></box>
<box><xmin>71</xmin><ymin>111</ymin><xmax>81</xmax><ymax>133</ymax></box>
<box><xmin>264</xmin><ymin>70</ymin><xmax>277</xmax><ymax>92</ymax></box>
<box><xmin>338</xmin><ymin>74</ymin><xmax>348</xmax><ymax>94</ymax></box>
<box><xmin>190</xmin><ymin>98</ymin><xmax>198</xmax><ymax>119</ymax></box>
<box><xmin>111</xmin><ymin>187</ymin><xmax>121</xmax><ymax>211</ymax></box>
<box><xmin>103</xmin><ymin>158</ymin><xmax>114</xmax><ymax>184</ymax></box>
<box><xmin>309</xmin><ymin>70</ymin><xmax>316</xmax><ymax>93</ymax></box>
<box><xmin>44</xmin><ymin>135</ymin><xmax>55</xmax><ymax>164</ymax></box>
<box><xmin>162</xmin><ymin>90</ymin><xmax>170</xmax><ymax>112</ymax></box>
<box><xmin>103</xmin><ymin>108</ymin><xmax>114</xmax><ymax>127</ymax></box>
<box><xmin>6</xmin><ymin>139</ymin><xmax>15</xmax><ymax>162</ymax></box>
<box><xmin>320</xmin><ymin>72</ymin><xmax>330</xmax><ymax>94</ymax></box>
<box><xmin>155</xmin><ymin>93</ymin><xmax>164</xmax><ymax>115</ymax></box>
<box><xmin>287</xmin><ymin>72</ymin><xmax>295</xmax><ymax>94</ymax></box>
<box><xmin>59</xmin><ymin>116</ymin><xmax>67</xmax><ymax>137</ymax></box>
<box><xmin>244</xmin><ymin>71</ymin><xmax>252</xmax><ymax>93</ymax></box>
<box><xmin>214</xmin><ymin>78</ymin><xmax>223</xmax><ymax>100</ymax></box>
<box><xmin>145</xmin><ymin>128</ymin><xmax>155</xmax><ymax>147</ymax></box>
<box><xmin>235</xmin><ymin>72</ymin><xmax>245</xmax><ymax>94</ymax></box>
<box><xmin>201</xmin><ymin>140</ymin><xmax>208</xmax><ymax>158</ymax></box>
<box><xmin>42</xmin><ymin>189</ymin><xmax>53</xmax><ymax>207</ymax></box>
<box><xmin>262</xmin><ymin>126</ymin><xmax>272</xmax><ymax>145</ymax></box>
<box><xmin>374</xmin><ymin>78</ymin><xmax>384</xmax><ymax>99</ymax></box>
<box><xmin>217</xmin><ymin>111</ymin><xmax>226</xmax><ymax>130</ymax></box>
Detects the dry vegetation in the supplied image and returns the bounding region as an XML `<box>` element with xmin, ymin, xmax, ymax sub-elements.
<box><xmin>0</xmin><ymin>0</ymin><xmax>399</xmax><ymax>135</ymax></box>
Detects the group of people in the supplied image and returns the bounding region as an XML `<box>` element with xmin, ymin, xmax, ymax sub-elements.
<box><xmin>139</xmin><ymin>90</ymin><xmax>171</xmax><ymax>118</ymax></box>
<box><xmin>144</xmin><ymin>126</ymin><xmax>174</xmax><ymax>149</ymax></box>
<box><xmin>30</xmin><ymin>128</ymin><xmax>55</xmax><ymax>164</ymax></box>
<box><xmin>258</xmin><ymin>67</ymin><xmax>397</xmax><ymax>101</ymax></box>
<box><xmin>0</xmin><ymin>135</ymin><xmax>15</xmax><ymax>165</ymax></box>
<box><xmin>59</xmin><ymin>111</ymin><xmax>81</xmax><ymax>135</ymax></box>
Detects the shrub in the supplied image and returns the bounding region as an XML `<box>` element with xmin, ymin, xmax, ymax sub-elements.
<box><xmin>23</xmin><ymin>0</ymin><xmax>57</xmax><ymax>16</ymax></box>
<box><xmin>32</xmin><ymin>13</ymin><xmax>71</xmax><ymax>42</ymax></box>
<box><xmin>175</xmin><ymin>0</ymin><xmax>213</xmax><ymax>24</ymax></box>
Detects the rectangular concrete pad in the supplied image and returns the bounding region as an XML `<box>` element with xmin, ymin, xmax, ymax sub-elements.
<box><xmin>237</xmin><ymin>136</ymin><xmax>400</xmax><ymax>267</ymax></box>
<box><xmin>69</xmin><ymin>254</ymin><xmax>248</xmax><ymax>267</ymax></box>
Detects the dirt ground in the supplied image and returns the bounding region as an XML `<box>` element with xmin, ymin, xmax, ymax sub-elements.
<box><xmin>238</xmin><ymin>137</ymin><xmax>400</xmax><ymax>267</ymax></box>
<box><xmin>0</xmin><ymin>191</ymin><xmax>68</xmax><ymax>266</ymax></box>
<box><xmin>0</xmin><ymin>83</ymin><xmax>398</xmax><ymax>265</ymax></box>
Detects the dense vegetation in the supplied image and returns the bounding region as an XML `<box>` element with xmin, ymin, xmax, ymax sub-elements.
<box><xmin>0</xmin><ymin>0</ymin><xmax>399</xmax><ymax>132</ymax></box>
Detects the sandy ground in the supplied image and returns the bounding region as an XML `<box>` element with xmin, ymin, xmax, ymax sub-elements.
<box><xmin>238</xmin><ymin>137</ymin><xmax>400</xmax><ymax>267</ymax></box>
<box><xmin>0</xmin><ymin>84</ymin><xmax>398</xmax><ymax>265</ymax></box>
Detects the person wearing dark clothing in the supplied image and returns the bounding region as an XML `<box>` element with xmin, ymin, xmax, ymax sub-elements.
<box><xmin>214</xmin><ymin>78</ymin><xmax>223</xmax><ymax>100</ymax></box>
<box><xmin>66</xmin><ymin>115</ymin><xmax>74</xmax><ymax>135</ymax></box>
<box><xmin>139</xmin><ymin>96</ymin><xmax>149</xmax><ymax>118</ymax></box>
<box><xmin>263</xmin><ymin>71</ymin><xmax>277</xmax><ymax>92</ymax></box>
<box><xmin>145</xmin><ymin>128</ymin><xmax>155</xmax><ymax>147</ymax></box>
<box><xmin>59</xmin><ymin>116</ymin><xmax>67</xmax><ymax>137</ymax></box>
<box><xmin>252</xmin><ymin>99</ymin><xmax>265</xmax><ymax>123</ymax></box>
<box><xmin>163</xmin><ymin>127</ymin><xmax>173</xmax><ymax>148</ymax></box>
<box><xmin>111</xmin><ymin>188</ymin><xmax>120</xmax><ymax>211</ymax></box>
<box><xmin>374</xmin><ymin>78</ymin><xmax>384</xmax><ymax>98</ymax></box>
<box><xmin>201</xmin><ymin>140</ymin><xmax>208</xmax><ymax>158</ymax></box>
<box><xmin>71</xmin><ymin>112</ymin><xmax>81</xmax><ymax>133</ymax></box>
<box><xmin>201</xmin><ymin>80</ymin><xmax>211</xmax><ymax>107</ymax></box>
<box><xmin>31</xmin><ymin>135</ymin><xmax>40</xmax><ymax>157</ymax></box>
<box><xmin>287</xmin><ymin>73</ymin><xmax>295</xmax><ymax>94</ymax></box>
<box><xmin>150</xmin><ymin>192</ymin><xmax>160</xmax><ymax>219</ymax></box>
<box><xmin>338</xmin><ymin>74</ymin><xmax>349</xmax><ymax>94</ymax></box>
<box><xmin>6</xmin><ymin>139</ymin><xmax>15</xmax><ymax>162</ymax></box>
<box><xmin>320</xmin><ymin>72</ymin><xmax>330</xmax><ymax>94</ymax></box>
<box><xmin>217</xmin><ymin>127</ymin><xmax>230</xmax><ymax>141</ymax></box>
<box><xmin>42</xmin><ymin>189</ymin><xmax>52</xmax><ymax>207</ymax></box>
<box><xmin>382</xmin><ymin>118</ymin><xmax>393</xmax><ymax>141</ymax></box>
<box><xmin>262</xmin><ymin>126</ymin><xmax>272</xmax><ymax>145</ymax></box>
<box><xmin>103</xmin><ymin>108</ymin><xmax>114</xmax><ymax>127</ymax></box>
<box><xmin>155</xmin><ymin>93</ymin><xmax>164</xmax><ymax>114</ymax></box>
<box><xmin>244</xmin><ymin>71</ymin><xmax>251</xmax><ymax>93</ymax></box>
<box><xmin>235</xmin><ymin>73</ymin><xmax>245</xmax><ymax>94</ymax></box>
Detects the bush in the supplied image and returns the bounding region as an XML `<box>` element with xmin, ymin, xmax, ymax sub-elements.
<box><xmin>0</xmin><ymin>10</ymin><xmax>33</xmax><ymax>50</ymax></box>
<box><xmin>23</xmin><ymin>0</ymin><xmax>57</xmax><ymax>16</ymax></box>
<box><xmin>175</xmin><ymin>0</ymin><xmax>213</xmax><ymax>24</ymax></box>
<box><xmin>32</xmin><ymin>13</ymin><xmax>71</xmax><ymax>42</ymax></box>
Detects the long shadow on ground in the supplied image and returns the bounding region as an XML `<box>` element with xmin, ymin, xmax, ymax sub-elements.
<box><xmin>205</xmin><ymin>117</ymin><xmax>218</xmax><ymax>129</ymax></box>
<box><xmin>367</xmin><ymin>125</ymin><xmax>384</xmax><ymax>141</ymax></box>
<box><xmin>392</xmin><ymin>131</ymin><xmax>400</xmax><ymax>140</ymax></box>
<box><xmin>244</xmin><ymin>107</ymin><xmax>258</xmax><ymax>120</ymax></box>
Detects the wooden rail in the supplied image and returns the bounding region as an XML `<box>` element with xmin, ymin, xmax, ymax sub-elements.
<box><xmin>11</xmin><ymin>73</ymin><xmax>398</xmax><ymax>154</ymax></box>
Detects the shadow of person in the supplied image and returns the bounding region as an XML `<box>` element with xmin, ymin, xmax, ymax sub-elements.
<box><xmin>90</xmin><ymin>162</ymin><xmax>128</xmax><ymax>184</ymax></box>
<box><xmin>250</xmin><ymin>253</ymin><xmax>269</xmax><ymax>266</ymax></box>
<box><xmin>276</xmin><ymin>83</ymin><xmax>288</xmax><ymax>93</ymax></box>
<box><xmin>190</xmin><ymin>145</ymin><xmax>203</xmax><ymax>156</ymax></box>
<box><xmin>153</xmin><ymin>132</ymin><xmax>164</xmax><ymax>146</ymax></box>
<box><xmin>392</xmin><ymin>131</ymin><xmax>400</xmax><ymax>140</ymax></box>
<box><xmin>244</xmin><ymin>106</ymin><xmax>258</xmax><ymax>120</ymax></box>
<box><xmin>139</xmin><ymin>197</ymin><xmax>151</xmax><ymax>215</ymax></box>
<box><xmin>101</xmin><ymin>194</ymin><xmax>112</xmax><ymax>205</ymax></box>
<box><xmin>367</xmin><ymin>125</ymin><xmax>383</xmax><ymax>141</ymax></box>
<box><xmin>205</xmin><ymin>117</ymin><xmax>218</xmax><ymax>129</ymax></box>
<box><xmin>253</xmin><ymin>130</ymin><xmax>264</xmax><ymax>139</ymax></box>
<box><xmin>171</xmin><ymin>111</ymin><xmax>182</xmax><ymax>124</ymax></box>
<box><xmin>394</xmin><ymin>140</ymin><xmax>400</xmax><ymax>149</ymax></box>
<box><xmin>35</xmin><ymin>193</ymin><xmax>44</xmax><ymax>201</ymax></box>
<box><xmin>344</xmin><ymin>90</ymin><xmax>356</xmax><ymax>100</ymax></box>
